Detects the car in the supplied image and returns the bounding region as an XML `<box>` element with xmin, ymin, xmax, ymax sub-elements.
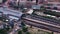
<box><xmin>0</xmin><ymin>11</ymin><xmax>3</xmax><ymax>16</ymax></box>
<box><xmin>53</xmin><ymin>7</ymin><xmax>57</xmax><ymax>10</ymax></box>
<box><xmin>0</xmin><ymin>14</ymin><xmax>9</xmax><ymax>22</ymax></box>
<box><xmin>0</xmin><ymin>17</ymin><xmax>9</xmax><ymax>22</ymax></box>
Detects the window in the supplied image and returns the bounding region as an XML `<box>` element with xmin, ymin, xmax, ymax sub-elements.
<box><xmin>2</xmin><ymin>0</ymin><xmax>7</xmax><ymax>3</ymax></box>
<box><xmin>53</xmin><ymin>7</ymin><xmax>57</xmax><ymax>10</ymax></box>
<box><xmin>27</xmin><ymin>0</ymin><xmax>33</xmax><ymax>1</ymax></box>
<box><xmin>59</xmin><ymin>0</ymin><xmax>60</xmax><ymax>2</ymax></box>
<box><xmin>44</xmin><ymin>4</ymin><xmax>53</xmax><ymax>6</ymax></box>
<box><xmin>57</xmin><ymin>4</ymin><xmax>60</xmax><ymax>6</ymax></box>
<box><xmin>47</xmin><ymin>4</ymin><xmax>53</xmax><ymax>6</ymax></box>
<box><xmin>48</xmin><ymin>0</ymin><xmax>54</xmax><ymax>2</ymax></box>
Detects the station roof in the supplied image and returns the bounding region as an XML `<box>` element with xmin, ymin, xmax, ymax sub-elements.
<box><xmin>0</xmin><ymin>7</ymin><xmax>23</xmax><ymax>17</ymax></box>
<box><xmin>32</xmin><ymin>5</ymin><xmax>41</xmax><ymax>9</ymax></box>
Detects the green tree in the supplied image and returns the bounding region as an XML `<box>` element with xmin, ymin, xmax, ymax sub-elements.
<box><xmin>40</xmin><ymin>6</ymin><xmax>46</xmax><ymax>11</ymax></box>
<box><xmin>19</xmin><ymin>22</ymin><xmax>31</xmax><ymax>34</ymax></box>
<box><xmin>22</xmin><ymin>26</ymin><xmax>28</xmax><ymax>32</ymax></box>
<box><xmin>18</xmin><ymin>30</ymin><xmax>22</xmax><ymax>34</ymax></box>
<box><xmin>26</xmin><ymin>32</ymin><xmax>30</xmax><ymax>34</ymax></box>
<box><xmin>21</xmin><ymin>22</ymin><xmax>26</xmax><ymax>27</ymax></box>
<box><xmin>51</xmin><ymin>32</ymin><xmax>54</xmax><ymax>34</ymax></box>
<box><xmin>21</xmin><ymin>22</ymin><xmax>28</xmax><ymax>32</ymax></box>
<box><xmin>0</xmin><ymin>29</ymin><xmax>7</xmax><ymax>34</ymax></box>
<box><xmin>5</xmin><ymin>25</ymin><xmax>10</xmax><ymax>31</ymax></box>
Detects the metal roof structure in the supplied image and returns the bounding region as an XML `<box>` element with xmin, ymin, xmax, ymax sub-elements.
<box><xmin>32</xmin><ymin>5</ymin><xmax>41</xmax><ymax>9</ymax></box>
<box><xmin>0</xmin><ymin>7</ymin><xmax>23</xmax><ymax>20</ymax></box>
<box><xmin>0</xmin><ymin>7</ymin><xmax>23</xmax><ymax>17</ymax></box>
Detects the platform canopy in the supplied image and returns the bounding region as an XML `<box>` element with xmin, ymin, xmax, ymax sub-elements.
<box><xmin>0</xmin><ymin>7</ymin><xmax>23</xmax><ymax>20</ymax></box>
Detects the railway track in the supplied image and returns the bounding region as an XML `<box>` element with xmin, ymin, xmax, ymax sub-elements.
<box><xmin>22</xmin><ymin>15</ymin><xmax>60</xmax><ymax>33</ymax></box>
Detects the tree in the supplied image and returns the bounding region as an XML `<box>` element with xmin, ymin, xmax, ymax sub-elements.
<box><xmin>19</xmin><ymin>22</ymin><xmax>30</xmax><ymax>34</ymax></box>
<box><xmin>18</xmin><ymin>30</ymin><xmax>22</xmax><ymax>34</ymax></box>
<box><xmin>51</xmin><ymin>32</ymin><xmax>54</xmax><ymax>34</ymax></box>
<box><xmin>0</xmin><ymin>29</ymin><xmax>7</xmax><ymax>34</ymax></box>
<box><xmin>40</xmin><ymin>6</ymin><xmax>46</xmax><ymax>11</ymax></box>
<box><xmin>43</xmin><ymin>10</ymin><xmax>60</xmax><ymax>17</ymax></box>
<box><xmin>30</xmin><ymin>25</ymin><xmax>32</xmax><ymax>28</ymax></box>
<box><xmin>21</xmin><ymin>22</ymin><xmax>28</xmax><ymax>32</ymax></box>
<box><xmin>22</xmin><ymin>26</ymin><xmax>28</xmax><ymax>32</ymax></box>
<box><xmin>21</xmin><ymin>22</ymin><xmax>26</xmax><ymax>27</ymax></box>
<box><xmin>26</xmin><ymin>32</ymin><xmax>30</xmax><ymax>34</ymax></box>
<box><xmin>5</xmin><ymin>25</ymin><xmax>10</xmax><ymax>31</ymax></box>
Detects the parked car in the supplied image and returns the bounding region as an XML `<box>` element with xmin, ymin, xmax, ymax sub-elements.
<box><xmin>0</xmin><ymin>14</ymin><xmax>9</xmax><ymax>22</ymax></box>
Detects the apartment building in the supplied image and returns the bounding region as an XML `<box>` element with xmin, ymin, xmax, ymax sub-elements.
<box><xmin>44</xmin><ymin>0</ymin><xmax>60</xmax><ymax>3</ymax></box>
<box><xmin>47</xmin><ymin>0</ymin><xmax>60</xmax><ymax>2</ymax></box>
